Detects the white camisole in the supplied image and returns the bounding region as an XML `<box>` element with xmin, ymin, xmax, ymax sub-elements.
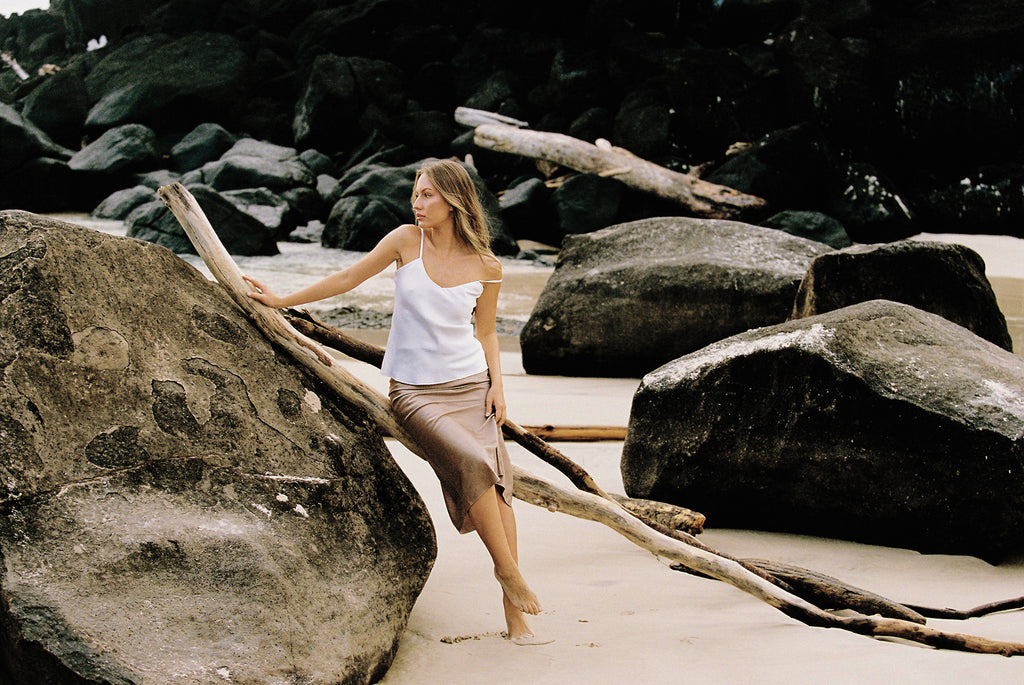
<box><xmin>381</xmin><ymin>229</ymin><xmax>500</xmax><ymax>385</ymax></box>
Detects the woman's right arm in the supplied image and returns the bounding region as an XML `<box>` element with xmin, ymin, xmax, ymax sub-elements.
<box><xmin>244</xmin><ymin>224</ymin><xmax>414</xmax><ymax>309</ymax></box>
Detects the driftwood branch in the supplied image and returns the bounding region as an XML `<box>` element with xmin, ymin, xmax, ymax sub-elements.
<box><xmin>468</xmin><ymin>118</ymin><xmax>768</xmax><ymax>220</ymax></box>
<box><xmin>160</xmin><ymin>182</ymin><xmax>1024</xmax><ymax>656</ymax></box>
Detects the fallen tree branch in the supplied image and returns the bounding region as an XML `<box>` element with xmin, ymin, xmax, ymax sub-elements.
<box><xmin>465</xmin><ymin>114</ymin><xmax>768</xmax><ymax>220</ymax></box>
<box><xmin>159</xmin><ymin>182</ymin><xmax>1024</xmax><ymax>656</ymax></box>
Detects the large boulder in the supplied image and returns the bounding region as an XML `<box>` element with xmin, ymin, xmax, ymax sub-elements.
<box><xmin>169</xmin><ymin>122</ymin><xmax>237</xmax><ymax>173</ymax></box>
<box><xmin>621</xmin><ymin>299</ymin><xmax>1024</xmax><ymax>562</ymax></box>
<box><xmin>520</xmin><ymin>217</ymin><xmax>833</xmax><ymax>377</ymax></box>
<box><xmin>67</xmin><ymin>123</ymin><xmax>160</xmax><ymax>174</ymax></box>
<box><xmin>126</xmin><ymin>184</ymin><xmax>279</xmax><ymax>256</ymax></box>
<box><xmin>0</xmin><ymin>211</ymin><xmax>435</xmax><ymax>683</ymax></box>
<box><xmin>83</xmin><ymin>32</ymin><xmax>251</xmax><ymax>131</ymax></box>
<box><xmin>0</xmin><ymin>102</ymin><xmax>73</xmax><ymax>175</ymax></box>
<box><xmin>792</xmin><ymin>239</ymin><xmax>1013</xmax><ymax>351</ymax></box>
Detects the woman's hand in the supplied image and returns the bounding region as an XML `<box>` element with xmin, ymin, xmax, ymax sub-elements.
<box><xmin>243</xmin><ymin>275</ymin><xmax>284</xmax><ymax>308</ymax></box>
<box><xmin>485</xmin><ymin>384</ymin><xmax>507</xmax><ymax>427</ymax></box>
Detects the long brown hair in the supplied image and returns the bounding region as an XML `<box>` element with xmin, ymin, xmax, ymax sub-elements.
<box><xmin>413</xmin><ymin>159</ymin><xmax>494</xmax><ymax>258</ymax></box>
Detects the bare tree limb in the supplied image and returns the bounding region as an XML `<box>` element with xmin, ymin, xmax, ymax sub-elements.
<box><xmin>469</xmin><ymin>119</ymin><xmax>768</xmax><ymax>220</ymax></box>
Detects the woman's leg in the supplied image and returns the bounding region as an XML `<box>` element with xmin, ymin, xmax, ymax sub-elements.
<box><xmin>467</xmin><ymin>486</ymin><xmax>541</xmax><ymax>615</ymax></box>
<box><xmin>493</xmin><ymin>490</ymin><xmax>538</xmax><ymax>638</ymax></box>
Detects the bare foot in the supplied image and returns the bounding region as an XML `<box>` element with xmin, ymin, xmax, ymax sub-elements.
<box><xmin>494</xmin><ymin>567</ymin><xmax>541</xmax><ymax>615</ymax></box>
<box><xmin>504</xmin><ymin>597</ymin><xmax>554</xmax><ymax>646</ymax></box>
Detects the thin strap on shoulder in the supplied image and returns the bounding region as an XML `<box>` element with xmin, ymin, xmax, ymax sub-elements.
<box><xmin>480</xmin><ymin>278</ymin><xmax>502</xmax><ymax>284</ymax></box>
<box><xmin>418</xmin><ymin>227</ymin><xmax>424</xmax><ymax>258</ymax></box>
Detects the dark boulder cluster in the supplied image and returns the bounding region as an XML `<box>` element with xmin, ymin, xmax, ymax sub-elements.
<box><xmin>1</xmin><ymin>0</ymin><xmax>1023</xmax><ymax>253</ymax></box>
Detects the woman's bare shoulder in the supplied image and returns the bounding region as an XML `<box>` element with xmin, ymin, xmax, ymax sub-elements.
<box><xmin>479</xmin><ymin>253</ymin><xmax>502</xmax><ymax>282</ymax></box>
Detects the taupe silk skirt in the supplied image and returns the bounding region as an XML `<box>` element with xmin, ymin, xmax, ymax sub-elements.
<box><xmin>389</xmin><ymin>370</ymin><xmax>513</xmax><ymax>534</ymax></box>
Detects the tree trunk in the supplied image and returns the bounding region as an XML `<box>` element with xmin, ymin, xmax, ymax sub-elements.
<box><xmin>465</xmin><ymin>115</ymin><xmax>768</xmax><ymax>220</ymax></box>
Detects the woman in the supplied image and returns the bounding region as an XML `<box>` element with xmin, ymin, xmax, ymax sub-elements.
<box><xmin>244</xmin><ymin>159</ymin><xmax>548</xmax><ymax>646</ymax></box>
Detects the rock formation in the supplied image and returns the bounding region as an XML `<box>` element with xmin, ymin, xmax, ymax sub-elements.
<box><xmin>0</xmin><ymin>210</ymin><xmax>435</xmax><ymax>684</ymax></box>
<box><xmin>520</xmin><ymin>216</ymin><xmax>833</xmax><ymax>377</ymax></box>
<box><xmin>621</xmin><ymin>299</ymin><xmax>1024</xmax><ymax>562</ymax></box>
<box><xmin>791</xmin><ymin>239</ymin><xmax>1013</xmax><ymax>351</ymax></box>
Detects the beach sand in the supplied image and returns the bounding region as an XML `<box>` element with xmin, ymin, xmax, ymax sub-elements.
<box><xmin>338</xmin><ymin>352</ymin><xmax>1024</xmax><ymax>685</ymax></box>
<box><xmin>334</xmin><ymin>233</ymin><xmax>1024</xmax><ymax>684</ymax></box>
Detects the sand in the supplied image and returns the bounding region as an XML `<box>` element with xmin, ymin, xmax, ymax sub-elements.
<box><xmin>331</xmin><ymin>233</ymin><xmax>1024</xmax><ymax>684</ymax></box>
<box><xmin>335</xmin><ymin>351</ymin><xmax>1024</xmax><ymax>685</ymax></box>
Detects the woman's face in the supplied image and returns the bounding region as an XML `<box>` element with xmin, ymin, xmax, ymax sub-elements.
<box><xmin>412</xmin><ymin>174</ymin><xmax>452</xmax><ymax>229</ymax></box>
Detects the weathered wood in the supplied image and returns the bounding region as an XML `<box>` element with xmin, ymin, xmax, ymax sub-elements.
<box><xmin>519</xmin><ymin>424</ymin><xmax>627</xmax><ymax>441</ymax></box>
<box><xmin>454</xmin><ymin>106</ymin><xmax>530</xmax><ymax>129</ymax></box>
<box><xmin>610</xmin><ymin>494</ymin><xmax>705</xmax><ymax>535</ymax></box>
<box><xmin>471</xmin><ymin>122</ymin><xmax>768</xmax><ymax>220</ymax></box>
<box><xmin>161</xmin><ymin>182</ymin><xmax>1024</xmax><ymax>656</ymax></box>
<box><xmin>748</xmin><ymin>559</ymin><xmax>928</xmax><ymax>624</ymax></box>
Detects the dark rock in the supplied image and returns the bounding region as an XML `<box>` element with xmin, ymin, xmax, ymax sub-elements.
<box><xmin>761</xmin><ymin>210</ymin><xmax>851</xmax><ymax>248</ymax></box>
<box><xmin>463</xmin><ymin>70</ymin><xmax>526</xmax><ymax>120</ymax></box>
<box><xmin>60</xmin><ymin>0</ymin><xmax>164</xmax><ymax>47</ymax></box>
<box><xmin>221</xmin><ymin>187</ymin><xmax>298</xmax><ymax>239</ymax></box>
<box><xmin>660</xmin><ymin>46</ymin><xmax>781</xmax><ymax>159</ymax></box>
<box><xmin>83</xmin><ymin>32</ymin><xmax>250</xmax><ymax>131</ymax></box>
<box><xmin>126</xmin><ymin>184</ymin><xmax>279</xmax><ymax>255</ymax></box>
<box><xmin>567</xmin><ymin>106</ymin><xmax>613</xmax><ymax>143</ymax></box>
<box><xmin>520</xmin><ymin>216</ymin><xmax>832</xmax><ymax>377</ymax></box>
<box><xmin>388</xmin><ymin>110</ymin><xmax>456</xmax><ymax>155</ymax></box>
<box><xmin>68</xmin><ymin>123</ymin><xmax>160</xmax><ymax>174</ymax></box>
<box><xmin>705</xmin><ymin>124</ymin><xmax>833</xmax><ymax>210</ymax></box>
<box><xmin>0</xmin><ymin>210</ymin><xmax>434</xmax><ymax>683</ymax></box>
<box><xmin>0</xmin><ymin>157</ymin><xmax>109</xmax><ymax>213</ymax></box>
<box><xmin>281</xmin><ymin>185</ymin><xmax>326</xmax><ymax>226</ymax></box>
<box><xmin>170</xmin><ymin>122</ymin><xmax>237</xmax><ymax>173</ymax></box>
<box><xmin>549</xmin><ymin>173</ymin><xmax>622</xmax><ymax>240</ymax></box>
<box><xmin>325</xmin><ymin>158</ymin><xmax>517</xmax><ymax>255</ymax></box>
<box><xmin>191</xmin><ymin>138</ymin><xmax>316</xmax><ymax>192</ymax></box>
<box><xmin>324</xmin><ymin>195</ymin><xmax>406</xmax><ymax>251</ymax></box>
<box><xmin>546</xmin><ymin>46</ymin><xmax>608</xmax><ymax>113</ymax></box>
<box><xmin>791</xmin><ymin>239</ymin><xmax>1012</xmax><ymax>351</ymax></box>
<box><xmin>133</xmin><ymin>168</ymin><xmax>181</xmax><ymax>190</ymax></box>
<box><xmin>498</xmin><ymin>177</ymin><xmax>552</xmax><ymax>242</ymax></box>
<box><xmin>20</xmin><ymin>68</ymin><xmax>91</xmax><ymax>148</ymax></box>
<box><xmin>613</xmin><ymin>89</ymin><xmax>671</xmax><ymax>160</ymax></box>
<box><xmin>290</xmin><ymin>219</ymin><xmax>325</xmax><ymax>243</ymax></box>
<box><xmin>293</xmin><ymin>54</ymin><xmax>408</xmax><ymax>155</ymax></box>
<box><xmin>317</xmin><ymin>174</ymin><xmax>340</xmax><ymax>202</ymax></box>
<box><xmin>298</xmin><ymin>148</ymin><xmax>336</xmax><ymax>177</ymax></box>
<box><xmin>621</xmin><ymin>299</ymin><xmax>1024</xmax><ymax>561</ymax></box>
<box><xmin>913</xmin><ymin>165</ymin><xmax>1024</xmax><ymax>238</ymax></box>
<box><xmin>92</xmin><ymin>185</ymin><xmax>154</xmax><ymax>220</ymax></box>
<box><xmin>775</xmin><ymin>18</ymin><xmax>883</xmax><ymax>147</ymax></box>
<box><xmin>823</xmin><ymin>161</ymin><xmax>915</xmax><ymax>243</ymax></box>
<box><xmin>0</xmin><ymin>102</ymin><xmax>73</xmax><ymax>175</ymax></box>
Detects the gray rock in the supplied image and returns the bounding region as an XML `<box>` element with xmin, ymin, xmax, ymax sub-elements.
<box><xmin>68</xmin><ymin>123</ymin><xmax>160</xmax><ymax>174</ymax></box>
<box><xmin>520</xmin><ymin>217</ymin><xmax>833</xmax><ymax>377</ymax></box>
<box><xmin>193</xmin><ymin>138</ymin><xmax>316</xmax><ymax>192</ymax></box>
<box><xmin>0</xmin><ymin>211</ymin><xmax>435</xmax><ymax>683</ymax></box>
<box><xmin>221</xmin><ymin>186</ymin><xmax>296</xmax><ymax>238</ymax></box>
<box><xmin>549</xmin><ymin>173</ymin><xmax>621</xmax><ymax>241</ymax></box>
<box><xmin>126</xmin><ymin>184</ymin><xmax>279</xmax><ymax>256</ymax></box>
<box><xmin>170</xmin><ymin>122</ymin><xmax>237</xmax><ymax>173</ymax></box>
<box><xmin>91</xmin><ymin>184</ymin><xmax>154</xmax><ymax>219</ymax></box>
<box><xmin>792</xmin><ymin>239</ymin><xmax>1013</xmax><ymax>351</ymax></box>
<box><xmin>761</xmin><ymin>209</ymin><xmax>851</xmax><ymax>248</ymax></box>
<box><xmin>621</xmin><ymin>299</ymin><xmax>1024</xmax><ymax>562</ymax></box>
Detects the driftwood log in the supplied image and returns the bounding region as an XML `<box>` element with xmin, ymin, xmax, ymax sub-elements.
<box><xmin>159</xmin><ymin>182</ymin><xmax>1024</xmax><ymax>656</ymax></box>
<box><xmin>459</xmin><ymin>109</ymin><xmax>768</xmax><ymax>220</ymax></box>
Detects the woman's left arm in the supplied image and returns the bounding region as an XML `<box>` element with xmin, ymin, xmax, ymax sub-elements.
<box><xmin>475</xmin><ymin>264</ymin><xmax>506</xmax><ymax>425</ymax></box>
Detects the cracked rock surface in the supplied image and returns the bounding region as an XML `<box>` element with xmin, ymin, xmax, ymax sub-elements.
<box><xmin>0</xmin><ymin>210</ymin><xmax>435</xmax><ymax>684</ymax></box>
